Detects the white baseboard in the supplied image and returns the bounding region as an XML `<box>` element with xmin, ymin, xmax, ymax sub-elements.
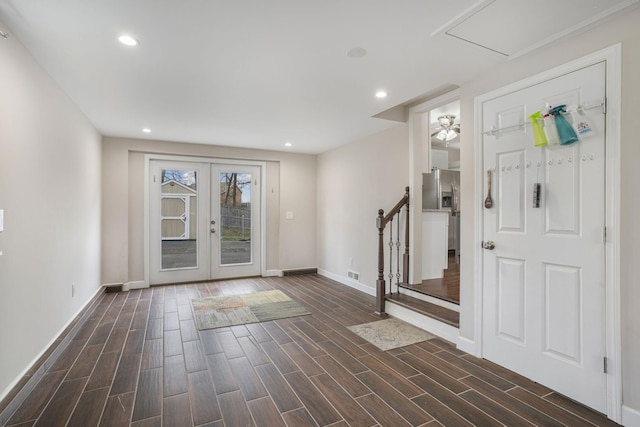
<box><xmin>0</xmin><ymin>285</ymin><xmax>103</xmax><ymax>407</ymax></box>
<box><xmin>456</xmin><ymin>336</ymin><xmax>479</xmax><ymax>356</ymax></box>
<box><xmin>264</xmin><ymin>269</ymin><xmax>282</xmax><ymax>277</ymax></box>
<box><xmin>124</xmin><ymin>280</ymin><xmax>147</xmax><ymax>291</ymax></box>
<box><xmin>386</xmin><ymin>303</ymin><xmax>459</xmax><ymax>343</ymax></box>
<box><xmin>317</xmin><ymin>269</ymin><xmax>375</xmax><ymax>296</ymax></box>
<box><xmin>623</xmin><ymin>405</ymin><xmax>640</xmax><ymax>427</ymax></box>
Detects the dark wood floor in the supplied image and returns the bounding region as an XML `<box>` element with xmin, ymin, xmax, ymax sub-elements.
<box><xmin>0</xmin><ymin>275</ymin><xmax>618</xmax><ymax>426</ymax></box>
<box><xmin>408</xmin><ymin>254</ymin><xmax>460</xmax><ymax>304</ymax></box>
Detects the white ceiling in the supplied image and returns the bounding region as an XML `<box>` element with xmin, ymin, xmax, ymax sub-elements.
<box><xmin>0</xmin><ymin>0</ymin><xmax>636</xmax><ymax>154</ymax></box>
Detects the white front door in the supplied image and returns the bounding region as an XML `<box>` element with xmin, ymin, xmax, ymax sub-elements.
<box><xmin>481</xmin><ymin>62</ymin><xmax>607</xmax><ymax>412</ymax></box>
<box><xmin>149</xmin><ymin>160</ymin><xmax>262</xmax><ymax>284</ymax></box>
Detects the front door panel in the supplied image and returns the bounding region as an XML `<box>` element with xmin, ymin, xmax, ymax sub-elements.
<box><xmin>481</xmin><ymin>62</ymin><xmax>606</xmax><ymax>412</ymax></box>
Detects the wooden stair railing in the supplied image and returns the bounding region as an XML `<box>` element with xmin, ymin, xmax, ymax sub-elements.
<box><xmin>376</xmin><ymin>186</ymin><xmax>410</xmax><ymax>314</ymax></box>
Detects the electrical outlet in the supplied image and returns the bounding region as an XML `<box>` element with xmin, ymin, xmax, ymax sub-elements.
<box><xmin>71</xmin><ymin>284</ymin><xmax>75</xmax><ymax>298</ymax></box>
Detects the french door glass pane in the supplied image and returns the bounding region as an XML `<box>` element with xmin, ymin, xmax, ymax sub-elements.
<box><xmin>161</xmin><ymin>169</ymin><xmax>197</xmax><ymax>269</ymax></box>
<box><xmin>219</xmin><ymin>172</ymin><xmax>252</xmax><ymax>265</ymax></box>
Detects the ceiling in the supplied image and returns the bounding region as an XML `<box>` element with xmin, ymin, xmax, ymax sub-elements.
<box><xmin>0</xmin><ymin>0</ymin><xmax>636</xmax><ymax>154</ymax></box>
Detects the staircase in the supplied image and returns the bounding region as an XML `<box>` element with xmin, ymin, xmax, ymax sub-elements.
<box><xmin>376</xmin><ymin>187</ymin><xmax>459</xmax><ymax>340</ymax></box>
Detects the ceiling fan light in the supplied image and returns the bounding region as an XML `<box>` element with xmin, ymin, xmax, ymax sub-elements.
<box><xmin>436</xmin><ymin>130</ymin><xmax>448</xmax><ymax>141</ymax></box>
<box><xmin>446</xmin><ymin>129</ymin><xmax>458</xmax><ymax>141</ymax></box>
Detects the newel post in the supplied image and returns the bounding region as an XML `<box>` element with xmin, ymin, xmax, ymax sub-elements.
<box><xmin>376</xmin><ymin>209</ymin><xmax>386</xmax><ymax>314</ymax></box>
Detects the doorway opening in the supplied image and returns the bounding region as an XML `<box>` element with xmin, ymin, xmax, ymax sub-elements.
<box><xmin>416</xmin><ymin>100</ymin><xmax>461</xmax><ymax>305</ymax></box>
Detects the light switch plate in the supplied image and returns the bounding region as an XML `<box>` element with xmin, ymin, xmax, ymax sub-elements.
<box><xmin>285</xmin><ymin>211</ymin><xmax>294</xmax><ymax>220</ymax></box>
<box><xmin>0</xmin><ymin>209</ymin><xmax>4</xmax><ymax>232</ymax></box>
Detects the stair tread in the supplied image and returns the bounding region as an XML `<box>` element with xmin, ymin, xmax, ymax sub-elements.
<box><xmin>385</xmin><ymin>293</ymin><xmax>459</xmax><ymax>328</ymax></box>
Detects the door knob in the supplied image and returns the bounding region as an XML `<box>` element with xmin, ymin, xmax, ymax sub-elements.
<box><xmin>482</xmin><ymin>240</ymin><xmax>495</xmax><ymax>250</ymax></box>
<box><xmin>211</xmin><ymin>228</ymin><xmax>216</xmax><ymax>234</ymax></box>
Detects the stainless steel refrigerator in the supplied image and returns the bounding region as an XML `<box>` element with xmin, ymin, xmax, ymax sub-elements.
<box><xmin>422</xmin><ymin>168</ymin><xmax>460</xmax><ymax>262</ymax></box>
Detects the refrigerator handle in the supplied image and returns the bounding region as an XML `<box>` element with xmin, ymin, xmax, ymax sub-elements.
<box><xmin>451</xmin><ymin>182</ymin><xmax>458</xmax><ymax>216</ymax></box>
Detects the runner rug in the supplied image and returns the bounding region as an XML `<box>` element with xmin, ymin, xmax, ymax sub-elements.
<box><xmin>191</xmin><ymin>289</ymin><xmax>311</xmax><ymax>330</ymax></box>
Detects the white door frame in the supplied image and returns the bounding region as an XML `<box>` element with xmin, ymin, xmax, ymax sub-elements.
<box><xmin>144</xmin><ymin>154</ymin><xmax>267</xmax><ymax>286</ymax></box>
<box><xmin>407</xmin><ymin>89</ymin><xmax>460</xmax><ymax>285</ymax></box>
<box><xmin>473</xmin><ymin>44</ymin><xmax>622</xmax><ymax>421</ymax></box>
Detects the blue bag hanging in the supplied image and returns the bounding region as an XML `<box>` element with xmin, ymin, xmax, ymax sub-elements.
<box><xmin>549</xmin><ymin>105</ymin><xmax>579</xmax><ymax>146</ymax></box>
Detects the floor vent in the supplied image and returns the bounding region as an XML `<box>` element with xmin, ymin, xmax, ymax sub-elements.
<box><xmin>104</xmin><ymin>283</ymin><xmax>123</xmax><ymax>293</ymax></box>
<box><xmin>282</xmin><ymin>268</ymin><xmax>318</xmax><ymax>276</ymax></box>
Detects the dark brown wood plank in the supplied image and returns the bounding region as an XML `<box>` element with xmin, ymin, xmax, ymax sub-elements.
<box><xmin>254</xmin><ymin>364</ymin><xmax>302</xmax><ymax>413</ymax></box>
<box><xmin>544</xmin><ymin>392</ymin><xmax>620</xmax><ymax>427</ymax></box>
<box><xmin>403</xmin><ymin>345</ymin><xmax>469</xmax><ymax>379</ymax></box>
<box><xmin>280</xmin><ymin>342</ymin><xmax>323</xmax><ymax>376</ymax></box>
<box><xmin>458</xmin><ymin>389</ymin><xmax>536</xmax><ymax>427</ymax></box>
<box><xmin>358</xmin><ymin>355</ymin><xmax>423</xmax><ymax>398</ymax></box>
<box><xmin>140</xmin><ymin>339</ymin><xmax>163</xmax><ymax>371</ymax></box>
<box><xmin>412</xmin><ymin>391</ymin><xmax>475</xmax><ymax>427</ymax></box>
<box><xmin>145</xmin><ymin>318</ymin><xmax>163</xmax><ymax>340</ymax></box>
<box><xmin>356</xmin><ymin>371</ymin><xmax>433</xmax><ymax>426</ymax></box>
<box><xmin>88</xmin><ymin>323</ymin><xmax>115</xmax><ymax>346</ymax></box>
<box><xmin>228</xmin><ymin>357</ymin><xmax>268</xmax><ymax>401</ymax></box>
<box><xmin>179</xmin><ymin>319</ymin><xmax>199</xmax><ymax>342</ymax></box>
<box><xmin>85</xmin><ymin>351</ymin><xmax>120</xmax><ymax>391</ymax></box>
<box><xmin>508</xmin><ymin>387</ymin><xmax>596</xmax><ymax>427</ymax></box>
<box><xmin>207</xmin><ymin>353</ymin><xmax>238</xmax><ymax>395</ymax></box>
<box><xmin>359</xmin><ymin>342</ymin><xmax>419</xmax><ymax>377</ymax></box>
<box><xmin>315</xmin><ymin>341</ymin><xmax>367</xmax><ymax>374</ymax></box>
<box><xmin>66</xmin><ymin>387</ymin><xmax>109</xmax><ymax>427</ymax></box>
<box><xmin>237</xmin><ymin>336</ymin><xmax>271</xmax><ymax>366</ymax></box>
<box><xmin>461</xmin><ymin>376</ymin><xmax>565</xmax><ymax>427</ymax></box>
<box><xmin>163</xmin><ymin>330</ymin><xmax>183</xmax><ymax>357</ymax></box>
<box><xmin>110</xmin><ymin>353</ymin><xmax>141</xmax><ymax>395</ymax></box>
<box><xmin>66</xmin><ymin>343</ymin><xmax>103</xmax><ymax>380</ymax></box>
<box><xmin>123</xmin><ymin>329</ymin><xmax>145</xmax><ymax>355</ymax></box>
<box><xmin>188</xmin><ymin>370</ymin><xmax>222</xmax><ymax>426</ymax></box>
<box><xmin>32</xmin><ymin>377</ymin><xmax>87</xmax><ymax>427</ymax></box>
<box><xmin>216</xmin><ymin>329</ymin><xmax>245</xmax><ymax>359</ymax></box>
<box><xmin>200</xmin><ymin>329</ymin><xmax>223</xmax><ymax>354</ymax></box>
<box><xmin>280</xmin><ymin>408</ymin><xmax>317</xmax><ymax>427</ymax></box>
<box><xmin>162</xmin><ymin>393</ymin><xmax>193</xmax><ymax>427</ymax></box>
<box><xmin>99</xmin><ymin>392</ymin><xmax>135</xmax><ymax>427</ymax></box>
<box><xmin>163</xmin><ymin>355</ymin><xmax>188</xmax><ymax>397</ymax></box>
<box><xmin>103</xmin><ymin>328</ymin><xmax>128</xmax><ymax>353</ymax></box>
<box><xmin>259</xmin><ymin>341</ymin><xmax>299</xmax><ymax>374</ymax></box>
<box><xmin>132</xmin><ymin>368</ymin><xmax>162</xmax><ymax>422</ymax></box>
<box><xmin>398</xmin><ymin>352</ymin><xmax>470</xmax><ymax>394</ymax></box>
<box><xmin>218</xmin><ymin>390</ymin><xmax>255</xmax><ymax>427</ymax></box>
<box><xmin>310</xmin><ymin>373</ymin><xmax>376</xmax><ymax>427</ymax></box>
<box><xmin>283</xmin><ymin>371</ymin><xmax>342</xmax><ymax>426</ymax></box>
<box><xmin>431</xmin><ymin>349</ymin><xmax>516</xmax><ymax>391</ymax></box>
<box><xmin>245</xmin><ymin>323</ymin><xmax>274</xmax><ymax>343</ymax></box>
<box><xmin>183</xmin><ymin>340</ymin><xmax>208</xmax><ymax>373</ymax></box>
<box><xmin>409</xmin><ymin>374</ymin><xmax>503</xmax><ymax>426</ymax></box>
<box><xmin>246</xmin><ymin>397</ymin><xmax>287</xmax><ymax>427</ymax></box>
<box><xmin>49</xmin><ymin>339</ymin><xmax>87</xmax><ymax>372</ymax></box>
<box><xmin>314</xmin><ymin>355</ymin><xmax>372</xmax><ymax>398</ymax></box>
<box><xmin>355</xmin><ymin>393</ymin><xmax>412</xmax><ymax>427</ymax></box>
<box><xmin>7</xmin><ymin>371</ymin><xmax>67</xmax><ymax>425</ymax></box>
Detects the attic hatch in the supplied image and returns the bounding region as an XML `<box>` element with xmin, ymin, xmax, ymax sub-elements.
<box><xmin>432</xmin><ymin>0</ymin><xmax>639</xmax><ymax>59</ymax></box>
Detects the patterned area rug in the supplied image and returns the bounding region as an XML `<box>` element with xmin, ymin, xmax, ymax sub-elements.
<box><xmin>347</xmin><ymin>318</ymin><xmax>435</xmax><ymax>351</ymax></box>
<box><xmin>191</xmin><ymin>290</ymin><xmax>311</xmax><ymax>330</ymax></box>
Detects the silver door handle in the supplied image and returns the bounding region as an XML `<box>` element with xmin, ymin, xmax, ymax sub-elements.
<box><xmin>482</xmin><ymin>240</ymin><xmax>495</xmax><ymax>250</ymax></box>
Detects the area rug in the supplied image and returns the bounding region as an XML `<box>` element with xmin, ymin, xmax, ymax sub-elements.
<box><xmin>347</xmin><ymin>318</ymin><xmax>435</xmax><ymax>351</ymax></box>
<box><xmin>191</xmin><ymin>290</ymin><xmax>311</xmax><ymax>330</ymax></box>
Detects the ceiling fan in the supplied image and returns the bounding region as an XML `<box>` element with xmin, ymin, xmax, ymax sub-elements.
<box><xmin>431</xmin><ymin>115</ymin><xmax>460</xmax><ymax>145</ymax></box>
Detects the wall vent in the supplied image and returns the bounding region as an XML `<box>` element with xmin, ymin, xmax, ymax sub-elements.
<box><xmin>347</xmin><ymin>270</ymin><xmax>360</xmax><ymax>281</ymax></box>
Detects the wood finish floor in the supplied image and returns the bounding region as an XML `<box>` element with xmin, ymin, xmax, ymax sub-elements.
<box><xmin>0</xmin><ymin>275</ymin><xmax>618</xmax><ymax>427</ymax></box>
<box><xmin>409</xmin><ymin>254</ymin><xmax>460</xmax><ymax>304</ymax></box>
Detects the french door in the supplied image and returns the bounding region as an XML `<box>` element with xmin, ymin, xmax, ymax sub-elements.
<box><xmin>149</xmin><ymin>160</ymin><xmax>261</xmax><ymax>284</ymax></box>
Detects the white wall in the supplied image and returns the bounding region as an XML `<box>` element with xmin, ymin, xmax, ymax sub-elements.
<box><xmin>102</xmin><ymin>137</ymin><xmax>317</xmax><ymax>284</ymax></box>
<box><xmin>0</xmin><ymin>22</ymin><xmax>102</xmax><ymax>398</ymax></box>
<box><xmin>317</xmin><ymin>124</ymin><xmax>409</xmax><ymax>289</ymax></box>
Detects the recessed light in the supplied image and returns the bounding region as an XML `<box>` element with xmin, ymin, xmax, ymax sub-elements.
<box><xmin>284</xmin><ymin>142</ymin><xmax>292</xmax><ymax>147</ymax></box>
<box><xmin>119</xmin><ymin>35</ymin><xmax>140</xmax><ymax>46</ymax></box>
<box><xmin>142</xmin><ymin>128</ymin><xmax>151</xmax><ymax>133</ymax></box>
<box><xmin>375</xmin><ymin>91</ymin><xmax>387</xmax><ymax>99</ymax></box>
<box><xmin>346</xmin><ymin>47</ymin><xmax>367</xmax><ymax>59</ymax></box>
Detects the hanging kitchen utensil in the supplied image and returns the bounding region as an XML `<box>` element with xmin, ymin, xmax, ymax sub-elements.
<box><xmin>532</xmin><ymin>161</ymin><xmax>541</xmax><ymax>208</ymax></box>
<box><xmin>549</xmin><ymin>104</ymin><xmax>579</xmax><ymax>146</ymax></box>
<box><xmin>529</xmin><ymin>111</ymin><xmax>548</xmax><ymax>147</ymax></box>
<box><xmin>566</xmin><ymin>104</ymin><xmax>594</xmax><ymax>138</ymax></box>
<box><xmin>484</xmin><ymin>169</ymin><xmax>493</xmax><ymax>209</ymax></box>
